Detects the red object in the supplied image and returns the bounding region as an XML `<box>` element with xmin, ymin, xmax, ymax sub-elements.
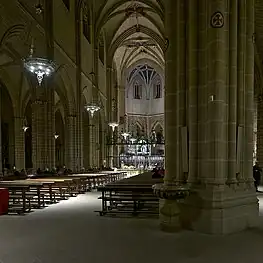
<box><xmin>0</xmin><ymin>188</ymin><xmax>9</xmax><ymax>215</ymax></box>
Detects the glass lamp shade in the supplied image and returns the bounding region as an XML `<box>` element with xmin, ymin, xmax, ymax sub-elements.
<box><xmin>130</xmin><ymin>138</ymin><xmax>136</xmax><ymax>144</ymax></box>
<box><xmin>85</xmin><ymin>104</ymin><xmax>100</xmax><ymax>118</ymax></box>
<box><xmin>22</xmin><ymin>126</ymin><xmax>29</xmax><ymax>132</ymax></box>
<box><xmin>108</xmin><ymin>122</ymin><xmax>119</xmax><ymax>132</ymax></box>
<box><xmin>121</xmin><ymin>132</ymin><xmax>130</xmax><ymax>140</ymax></box>
<box><xmin>23</xmin><ymin>57</ymin><xmax>56</xmax><ymax>85</ymax></box>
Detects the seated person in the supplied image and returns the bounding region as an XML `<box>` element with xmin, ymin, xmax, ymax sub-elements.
<box><xmin>152</xmin><ymin>168</ymin><xmax>163</xmax><ymax>179</ymax></box>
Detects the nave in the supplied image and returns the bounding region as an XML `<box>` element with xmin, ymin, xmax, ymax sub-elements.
<box><xmin>0</xmin><ymin>190</ymin><xmax>263</xmax><ymax>263</ymax></box>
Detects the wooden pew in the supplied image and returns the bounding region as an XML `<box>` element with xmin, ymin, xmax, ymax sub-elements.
<box><xmin>96</xmin><ymin>172</ymin><xmax>162</xmax><ymax>216</ymax></box>
<box><xmin>0</xmin><ymin>182</ymin><xmax>31</xmax><ymax>214</ymax></box>
<box><xmin>27</xmin><ymin>178</ymin><xmax>73</xmax><ymax>202</ymax></box>
<box><xmin>0</xmin><ymin>180</ymin><xmax>46</xmax><ymax>210</ymax></box>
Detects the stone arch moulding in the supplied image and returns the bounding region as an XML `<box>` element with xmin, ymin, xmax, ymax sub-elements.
<box><xmin>151</xmin><ymin>121</ymin><xmax>163</xmax><ymax>131</ymax></box>
<box><xmin>0</xmin><ymin>71</ymin><xmax>17</xmax><ymax>115</ymax></box>
<box><xmin>0</xmin><ymin>24</ymin><xmax>25</xmax><ymax>47</ymax></box>
<box><xmin>134</xmin><ymin>120</ymin><xmax>143</xmax><ymax>131</ymax></box>
<box><xmin>54</xmin><ymin>65</ymin><xmax>77</xmax><ymax>115</ymax></box>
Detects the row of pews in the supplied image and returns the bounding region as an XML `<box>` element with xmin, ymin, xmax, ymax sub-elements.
<box><xmin>97</xmin><ymin>172</ymin><xmax>163</xmax><ymax>216</ymax></box>
<box><xmin>0</xmin><ymin>171</ymin><xmax>127</xmax><ymax>215</ymax></box>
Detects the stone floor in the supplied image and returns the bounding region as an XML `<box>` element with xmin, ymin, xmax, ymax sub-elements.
<box><xmin>0</xmin><ymin>191</ymin><xmax>263</xmax><ymax>263</ymax></box>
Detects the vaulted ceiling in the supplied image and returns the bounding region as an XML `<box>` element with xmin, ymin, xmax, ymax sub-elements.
<box><xmin>94</xmin><ymin>0</ymin><xmax>165</xmax><ymax>80</ymax></box>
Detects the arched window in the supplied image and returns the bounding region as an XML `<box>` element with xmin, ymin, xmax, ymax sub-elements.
<box><xmin>154</xmin><ymin>83</ymin><xmax>162</xmax><ymax>99</ymax></box>
<box><xmin>134</xmin><ymin>82</ymin><xmax>142</xmax><ymax>99</ymax></box>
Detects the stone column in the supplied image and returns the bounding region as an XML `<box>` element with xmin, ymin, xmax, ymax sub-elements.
<box><xmin>157</xmin><ymin>0</ymin><xmax>185</xmax><ymax>232</ymax></box>
<box><xmin>257</xmin><ymin>99</ymin><xmax>263</xmax><ymax>165</ymax></box>
<box><xmin>0</xmin><ymin>93</ymin><xmax>2</xmax><ymax>176</ymax></box>
<box><xmin>205</xmin><ymin>0</ymin><xmax>228</xmax><ymax>185</ymax></box>
<box><xmin>227</xmin><ymin>0</ymin><xmax>238</xmax><ymax>184</ymax></box>
<box><xmin>46</xmin><ymin>88</ymin><xmax>55</xmax><ymax>170</ymax></box>
<box><xmin>83</xmin><ymin>113</ymin><xmax>91</xmax><ymax>169</ymax></box>
<box><xmin>187</xmin><ymin>0</ymin><xmax>198</xmax><ymax>184</ymax></box>
<box><xmin>156</xmin><ymin>0</ymin><xmax>258</xmax><ymax>235</ymax></box>
<box><xmin>66</xmin><ymin>115</ymin><xmax>77</xmax><ymax>171</ymax></box>
<box><xmin>163</xmin><ymin>0</ymin><xmax>183</xmax><ymax>185</ymax></box>
<box><xmin>244</xmin><ymin>0</ymin><xmax>255</xmax><ymax>185</ymax></box>
<box><xmin>106</xmin><ymin>67</ymin><xmax>114</xmax><ymax>167</ymax></box>
<box><xmin>32</xmin><ymin>95</ymin><xmax>46</xmax><ymax>170</ymax></box>
<box><xmin>89</xmin><ymin>118</ymin><xmax>96</xmax><ymax>167</ymax></box>
<box><xmin>14</xmin><ymin>116</ymin><xmax>25</xmax><ymax>170</ymax></box>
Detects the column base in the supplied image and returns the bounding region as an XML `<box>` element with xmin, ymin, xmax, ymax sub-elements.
<box><xmin>180</xmin><ymin>185</ymin><xmax>259</xmax><ymax>235</ymax></box>
<box><xmin>159</xmin><ymin>199</ymin><xmax>181</xmax><ymax>232</ymax></box>
<box><xmin>153</xmin><ymin>183</ymin><xmax>190</xmax><ymax>233</ymax></box>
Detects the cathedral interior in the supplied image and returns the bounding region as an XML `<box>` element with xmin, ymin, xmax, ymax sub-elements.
<box><xmin>0</xmin><ymin>0</ymin><xmax>263</xmax><ymax>262</ymax></box>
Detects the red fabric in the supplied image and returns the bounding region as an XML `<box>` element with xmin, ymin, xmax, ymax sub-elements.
<box><xmin>0</xmin><ymin>188</ymin><xmax>9</xmax><ymax>215</ymax></box>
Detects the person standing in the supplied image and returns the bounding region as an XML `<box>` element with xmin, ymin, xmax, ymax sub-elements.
<box><xmin>253</xmin><ymin>162</ymin><xmax>262</xmax><ymax>192</ymax></box>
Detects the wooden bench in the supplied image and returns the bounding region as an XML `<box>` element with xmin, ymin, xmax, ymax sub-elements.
<box><xmin>95</xmin><ymin>172</ymin><xmax>162</xmax><ymax>216</ymax></box>
<box><xmin>96</xmin><ymin>184</ymin><xmax>159</xmax><ymax>216</ymax></box>
<box><xmin>0</xmin><ymin>183</ymin><xmax>32</xmax><ymax>214</ymax></box>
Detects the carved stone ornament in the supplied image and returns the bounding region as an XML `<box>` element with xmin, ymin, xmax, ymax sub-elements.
<box><xmin>152</xmin><ymin>183</ymin><xmax>190</xmax><ymax>200</ymax></box>
<box><xmin>210</xmin><ymin>11</ymin><xmax>224</xmax><ymax>28</ymax></box>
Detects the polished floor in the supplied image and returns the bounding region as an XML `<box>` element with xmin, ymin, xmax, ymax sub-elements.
<box><xmin>0</xmin><ymin>190</ymin><xmax>263</xmax><ymax>263</ymax></box>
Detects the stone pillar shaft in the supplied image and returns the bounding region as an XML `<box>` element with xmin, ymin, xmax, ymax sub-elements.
<box><xmin>32</xmin><ymin>98</ymin><xmax>46</xmax><ymax>170</ymax></box>
<box><xmin>237</xmin><ymin>1</ymin><xmax>246</xmax><ymax>180</ymax></box>
<box><xmin>187</xmin><ymin>0</ymin><xmax>198</xmax><ymax>184</ymax></box>
<box><xmin>66</xmin><ymin>115</ymin><xmax>77</xmax><ymax>170</ymax></box>
<box><xmin>14</xmin><ymin>116</ymin><xmax>25</xmax><ymax>170</ymax></box>
<box><xmin>227</xmin><ymin>0</ymin><xmax>238</xmax><ymax>184</ymax></box>
<box><xmin>0</xmin><ymin>95</ymin><xmax>2</xmax><ymax>175</ymax></box>
<box><xmin>164</xmin><ymin>0</ymin><xmax>182</xmax><ymax>185</ymax></box>
<box><xmin>46</xmin><ymin>88</ymin><xmax>55</xmax><ymax>169</ymax></box>
<box><xmin>89</xmin><ymin>121</ymin><xmax>96</xmax><ymax>167</ymax></box>
<box><xmin>159</xmin><ymin>0</ymin><xmax>258</xmax><ymax>235</ymax></box>
<box><xmin>244</xmin><ymin>0</ymin><xmax>254</xmax><ymax>183</ymax></box>
<box><xmin>206</xmin><ymin>0</ymin><xmax>228</xmax><ymax>185</ymax></box>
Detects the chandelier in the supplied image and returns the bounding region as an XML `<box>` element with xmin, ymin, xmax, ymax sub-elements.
<box><xmin>23</xmin><ymin>42</ymin><xmax>56</xmax><ymax>85</ymax></box>
<box><xmin>108</xmin><ymin>122</ymin><xmax>119</xmax><ymax>132</ymax></box>
<box><xmin>85</xmin><ymin>103</ymin><xmax>100</xmax><ymax>118</ymax></box>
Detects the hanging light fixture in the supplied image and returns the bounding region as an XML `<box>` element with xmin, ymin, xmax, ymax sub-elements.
<box><xmin>23</xmin><ymin>40</ymin><xmax>56</xmax><ymax>86</ymax></box>
<box><xmin>85</xmin><ymin>103</ymin><xmax>100</xmax><ymax>118</ymax></box>
<box><xmin>121</xmin><ymin>132</ymin><xmax>130</xmax><ymax>140</ymax></box>
<box><xmin>54</xmin><ymin>134</ymin><xmax>59</xmax><ymax>140</ymax></box>
<box><xmin>108</xmin><ymin>122</ymin><xmax>119</xmax><ymax>132</ymax></box>
<box><xmin>130</xmin><ymin>137</ymin><xmax>136</xmax><ymax>144</ymax></box>
<box><xmin>22</xmin><ymin>126</ymin><xmax>29</xmax><ymax>132</ymax></box>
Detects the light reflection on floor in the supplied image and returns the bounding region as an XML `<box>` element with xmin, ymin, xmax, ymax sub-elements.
<box><xmin>0</xmin><ymin>190</ymin><xmax>262</xmax><ymax>263</ymax></box>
